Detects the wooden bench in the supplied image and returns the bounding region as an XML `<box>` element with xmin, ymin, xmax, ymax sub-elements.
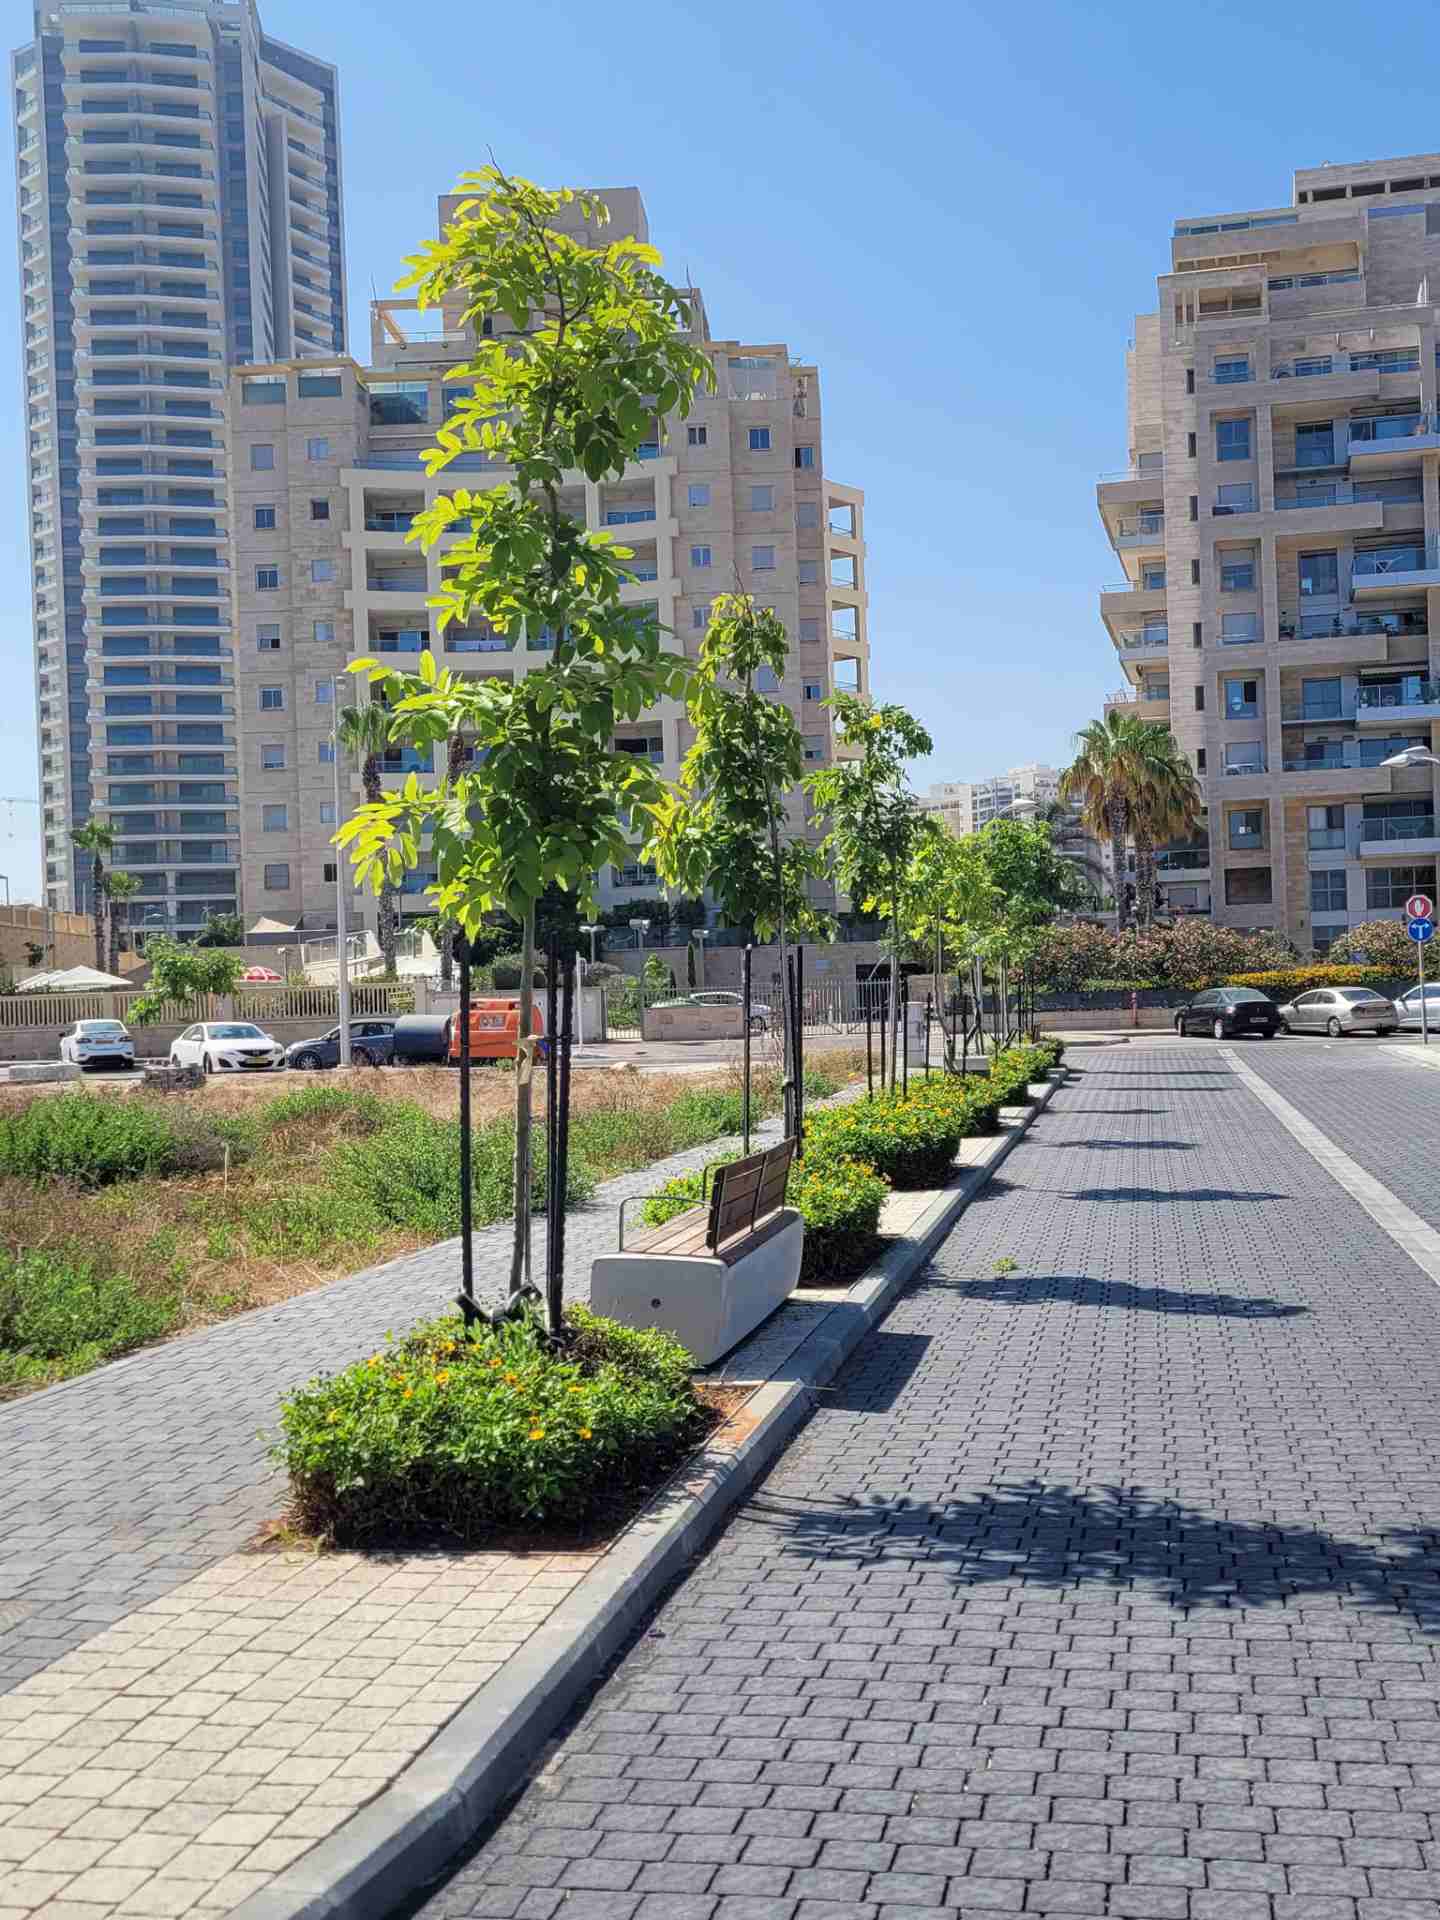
<box><xmin>591</xmin><ymin>1138</ymin><xmax>804</xmax><ymax>1365</ymax></box>
<box><xmin>621</xmin><ymin>1139</ymin><xmax>797</xmax><ymax>1264</ymax></box>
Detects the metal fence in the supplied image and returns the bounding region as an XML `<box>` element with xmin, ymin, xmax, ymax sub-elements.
<box><xmin>0</xmin><ymin>982</ymin><xmax>412</xmax><ymax>1029</ymax></box>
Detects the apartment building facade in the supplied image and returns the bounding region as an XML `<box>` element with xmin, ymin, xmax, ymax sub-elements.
<box><xmin>227</xmin><ymin>189</ymin><xmax>870</xmax><ymax>935</ymax></box>
<box><xmin>922</xmin><ymin>763</ymin><xmax>1062</xmax><ymax>835</ymax></box>
<box><xmin>12</xmin><ymin>0</ymin><xmax>343</xmax><ymax>927</ymax></box>
<box><xmin>1099</xmin><ymin>151</ymin><xmax>1440</xmax><ymax>950</ymax></box>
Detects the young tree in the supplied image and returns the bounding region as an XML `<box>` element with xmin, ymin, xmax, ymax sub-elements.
<box><xmin>647</xmin><ymin>594</ymin><xmax>832</xmax><ymax>1111</ymax></box>
<box><xmin>339</xmin><ymin>169</ymin><xmax>711</xmax><ymax>1330</ymax></box>
<box><xmin>806</xmin><ymin>693</ymin><xmax>933</xmax><ymax>1091</ymax></box>
<box><xmin>900</xmin><ymin>818</ymin><xmax>1000</xmax><ymax>1068</ymax></box>
<box><xmin>70</xmin><ymin>819</ymin><xmax>115</xmax><ymax>972</ymax></box>
<box><xmin>337</xmin><ymin>700</ymin><xmax>400</xmax><ymax>975</ymax></box>
<box><xmin>105</xmin><ymin>871</ymin><xmax>142</xmax><ymax>973</ymax></box>
<box><xmin>128</xmin><ymin>935</ymin><xmax>243</xmax><ymax>1024</ymax></box>
<box><xmin>194</xmin><ymin>911</ymin><xmax>244</xmax><ymax>948</ymax></box>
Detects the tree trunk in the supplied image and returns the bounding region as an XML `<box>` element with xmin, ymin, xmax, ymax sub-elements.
<box><xmin>92</xmin><ymin>855</ymin><xmax>106</xmax><ymax>972</ymax></box>
<box><xmin>439</xmin><ymin>924</ymin><xmax>454</xmax><ymax>991</ymax></box>
<box><xmin>1134</xmin><ymin>836</ymin><xmax>1156</xmax><ymax>929</ymax></box>
<box><xmin>378</xmin><ymin>885</ymin><xmax>398</xmax><ymax>976</ymax></box>
<box><xmin>107</xmin><ymin>903</ymin><xmax>121</xmax><ymax>977</ymax></box>
<box><xmin>766</xmin><ymin>804</ymin><xmax>792</xmax><ymax>1138</ymax></box>
<box><xmin>888</xmin><ymin>857</ymin><xmax>901</xmax><ymax>1094</ymax></box>
<box><xmin>1107</xmin><ymin>799</ymin><xmax>1129</xmax><ymax>930</ymax></box>
<box><xmin>513</xmin><ymin>903</ymin><xmax>536</xmax><ymax>1312</ymax></box>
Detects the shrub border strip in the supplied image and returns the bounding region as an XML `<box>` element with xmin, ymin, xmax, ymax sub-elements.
<box><xmin>229</xmin><ymin>1070</ymin><xmax>1063</xmax><ymax>1920</ymax></box>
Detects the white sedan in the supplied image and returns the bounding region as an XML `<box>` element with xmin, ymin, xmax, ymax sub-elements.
<box><xmin>1394</xmin><ymin>983</ymin><xmax>1440</xmax><ymax>1032</ymax></box>
<box><xmin>169</xmin><ymin>1021</ymin><xmax>285</xmax><ymax>1074</ymax></box>
<box><xmin>59</xmin><ymin>1018</ymin><xmax>135</xmax><ymax>1070</ymax></box>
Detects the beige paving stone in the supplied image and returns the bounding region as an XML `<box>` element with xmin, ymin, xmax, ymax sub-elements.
<box><xmin>63</xmin><ymin>1808</ymin><xmax>150</xmax><ymax>1844</ymax></box>
<box><xmin>159</xmin><ymin>1842</ymin><xmax>251</xmax><ymax>1880</ymax></box>
<box><xmin>3</xmin><ymin>1877</ymin><xmax>77</xmax><ymax>1913</ymax></box>
<box><xmin>228</xmin><ymin>1784</ymin><xmax>305</xmax><ymax>1816</ymax></box>
<box><xmin>24</xmin><ymin>1837</ymin><xmax>115</xmax><ymax>1874</ymax></box>
<box><xmin>101</xmin><ymin>1779</ymin><xmax>183</xmax><ymax>1813</ymax></box>
<box><xmin>135</xmin><ymin>1806</ymin><xmax>220</xmax><ymax>1841</ymax></box>
<box><xmin>187</xmin><ymin>1869</ymin><xmax>271</xmax><ymax>1910</ymax></box>
<box><xmin>99</xmin><ymin>1832</ymin><xmax>192</xmax><ymax>1871</ymax></box>
<box><xmin>0</xmin><ymin>1826</ymin><xmax>54</xmax><ymax>1865</ymax></box>
<box><xmin>112</xmin><ymin>1876</ymin><xmax>212</xmax><ymax>1917</ymax></box>
<box><xmin>237</xmin><ymin>1835</ymin><xmax>313</xmax><ymax>1874</ymax></box>
<box><xmin>56</xmin><ymin>1865</ymin><xmax>155</xmax><ymax>1904</ymax></box>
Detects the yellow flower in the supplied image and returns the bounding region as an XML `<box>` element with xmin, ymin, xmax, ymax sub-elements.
<box><xmin>579</xmin><ymin>1428</ymin><xmax>592</xmax><ymax>1440</ymax></box>
<box><xmin>568</xmin><ymin>1384</ymin><xmax>583</xmax><ymax>1394</ymax></box>
<box><xmin>434</xmin><ymin>1370</ymin><xmax>450</xmax><ymax>1386</ymax></box>
<box><xmin>528</xmin><ymin>1427</ymin><xmax>545</xmax><ymax>1440</ymax></box>
<box><xmin>327</xmin><ymin>1410</ymin><xmax>340</xmax><ymax>1423</ymax></box>
<box><xmin>403</xmin><ymin>1387</ymin><xmax>414</xmax><ymax>1399</ymax></box>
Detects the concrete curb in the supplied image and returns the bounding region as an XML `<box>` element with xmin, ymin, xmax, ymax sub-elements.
<box><xmin>230</xmin><ymin>1071</ymin><xmax>1064</xmax><ymax>1920</ymax></box>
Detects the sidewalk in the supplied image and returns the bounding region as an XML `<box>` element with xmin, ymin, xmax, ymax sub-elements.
<box><xmin>420</xmin><ymin>1042</ymin><xmax>1440</xmax><ymax>1920</ymax></box>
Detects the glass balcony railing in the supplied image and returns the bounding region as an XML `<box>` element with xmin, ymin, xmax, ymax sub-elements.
<box><xmin>1357</xmin><ymin>679</ymin><xmax>1440</xmax><ymax>710</ymax></box>
<box><xmin>1354</xmin><ymin>544</ymin><xmax>1433</xmax><ymax>577</ymax></box>
<box><xmin>1276</xmin><ymin>482</ymin><xmax>1423</xmax><ymax>509</ymax></box>
<box><xmin>1350</xmin><ymin>414</ymin><xmax>1430</xmax><ymax>443</ymax></box>
<box><xmin>1283</xmin><ymin>739</ymin><xmax>1422</xmax><ymax>771</ymax></box>
<box><xmin>1115</xmin><ymin>628</ymin><xmax>1169</xmax><ymax>651</ymax></box>
<box><xmin>1359</xmin><ymin>815</ymin><xmax>1438</xmax><ymax>842</ymax></box>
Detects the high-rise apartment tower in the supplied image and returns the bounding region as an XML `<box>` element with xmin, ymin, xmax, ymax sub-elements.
<box><xmin>1098</xmin><ymin>151</ymin><xmax>1440</xmax><ymax>949</ymax></box>
<box><xmin>226</xmin><ymin>189</ymin><xmax>869</xmax><ymax>936</ymax></box>
<box><xmin>13</xmin><ymin>0</ymin><xmax>343</xmax><ymax>923</ymax></box>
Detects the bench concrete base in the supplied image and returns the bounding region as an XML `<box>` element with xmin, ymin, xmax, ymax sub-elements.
<box><xmin>590</xmin><ymin>1209</ymin><xmax>804</xmax><ymax>1366</ymax></box>
<box><xmin>9</xmin><ymin>1062</ymin><xmax>82</xmax><ymax>1084</ymax></box>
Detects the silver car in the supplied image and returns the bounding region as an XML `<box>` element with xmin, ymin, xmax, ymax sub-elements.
<box><xmin>1278</xmin><ymin>987</ymin><xmax>1397</xmax><ymax>1037</ymax></box>
<box><xmin>1394</xmin><ymin>983</ymin><xmax>1440</xmax><ymax>1032</ymax></box>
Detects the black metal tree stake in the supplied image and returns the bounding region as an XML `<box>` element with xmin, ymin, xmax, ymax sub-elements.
<box><xmin>741</xmin><ymin>942</ymin><xmax>753</xmax><ymax>1153</ymax></box>
<box><xmin>865</xmin><ymin>977</ymin><xmax>874</xmax><ymax>1095</ymax></box>
<box><xmin>455</xmin><ymin>936</ymin><xmax>477</xmax><ymax>1328</ymax></box>
<box><xmin>544</xmin><ymin>934</ymin><xmax>560</xmax><ymax>1330</ymax></box>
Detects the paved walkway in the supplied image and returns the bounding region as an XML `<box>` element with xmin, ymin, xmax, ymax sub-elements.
<box><xmin>0</xmin><ymin>1104</ymin><xmax>810</xmax><ymax>1697</ymax></box>
<box><xmin>425</xmin><ymin>1044</ymin><xmax>1440</xmax><ymax>1920</ymax></box>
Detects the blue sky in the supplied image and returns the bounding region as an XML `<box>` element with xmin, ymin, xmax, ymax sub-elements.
<box><xmin>6</xmin><ymin>0</ymin><xmax>1440</xmax><ymax>897</ymax></box>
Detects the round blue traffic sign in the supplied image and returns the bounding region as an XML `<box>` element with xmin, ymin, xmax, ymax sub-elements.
<box><xmin>1409</xmin><ymin>917</ymin><xmax>1435</xmax><ymax>943</ymax></box>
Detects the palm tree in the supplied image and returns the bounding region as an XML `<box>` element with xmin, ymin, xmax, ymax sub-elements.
<box><xmin>1059</xmin><ymin>713</ymin><xmax>1149</xmax><ymax>929</ymax></box>
<box><xmin>70</xmin><ymin>820</ymin><xmax>116</xmax><ymax>971</ymax></box>
<box><xmin>105</xmin><ymin>872</ymin><xmax>142</xmax><ymax>974</ymax></box>
<box><xmin>1129</xmin><ymin>730</ymin><xmax>1204</xmax><ymax>928</ymax></box>
<box><xmin>337</xmin><ymin>700</ymin><xmax>398</xmax><ymax>976</ymax></box>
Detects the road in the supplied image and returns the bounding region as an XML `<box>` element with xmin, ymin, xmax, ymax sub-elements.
<box><xmin>416</xmin><ymin>1037</ymin><xmax>1440</xmax><ymax>1920</ymax></box>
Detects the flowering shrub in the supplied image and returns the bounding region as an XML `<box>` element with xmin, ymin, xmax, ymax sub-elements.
<box><xmin>1032</xmin><ymin>921</ymin><xmax>1295</xmax><ymax>990</ymax></box>
<box><xmin>1326</xmin><ymin>919</ymin><xmax>1425</xmax><ymax>973</ymax></box>
<box><xmin>275</xmin><ymin>1307</ymin><xmax>699</xmax><ymax>1544</ymax></box>
<box><xmin>1226</xmin><ymin>965</ymin><xmax>1404</xmax><ymax>995</ymax></box>
<box><xmin>806</xmin><ymin>1095</ymin><xmax>966</xmax><ymax>1189</ymax></box>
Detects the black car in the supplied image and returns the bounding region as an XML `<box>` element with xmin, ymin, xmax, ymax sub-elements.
<box><xmin>285</xmin><ymin>1019</ymin><xmax>397</xmax><ymax>1069</ymax></box>
<box><xmin>1173</xmin><ymin>987</ymin><xmax>1279</xmax><ymax>1039</ymax></box>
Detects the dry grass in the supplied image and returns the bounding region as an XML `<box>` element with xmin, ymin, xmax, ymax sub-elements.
<box><xmin>0</xmin><ymin>1051</ymin><xmax>865</xmax><ymax>1387</ymax></box>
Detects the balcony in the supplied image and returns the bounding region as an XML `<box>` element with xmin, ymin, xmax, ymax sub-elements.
<box><xmin>1275</xmin><ymin>481</ymin><xmax>1421</xmax><ymax>510</ymax></box>
<box><xmin>1112</xmin><ymin>627</ymin><xmax>1169</xmax><ymax>658</ymax></box>
<box><xmin>1282</xmin><ymin>741</ymin><xmax>1406</xmax><ymax>772</ymax></box>
<box><xmin>1111</xmin><ymin>511</ymin><xmax>1165</xmax><ymax>548</ymax></box>
<box><xmin>1352</xmin><ymin>542</ymin><xmax>1440</xmax><ymax>596</ymax></box>
<box><xmin>1349</xmin><ymin>414</ymin><xmax>1440</xmax><ymax>470</ymax></box>
<box><xmin>1101</xmin><ymin>580</ymin><xmax>1166</xmax><ymax>632</ymax></box>
<box><xmin>1357</xmin><ymin>816</ymin><xmax>1440</xmax><ymax>860</ymax></box>
<box><xmin>365</xmin><ymin>571</ymin><xmax>428</xmax><ymax>594</ymax></box>
<box><xmin>1157</xmin><ymin>850</ymin><xmax>1211</xmax><ymax>876</ymax></box>
<box><xmin>1355</xmin><ymin>679</ymin><xmax>1440</xmax><ymax>727</ymax></box>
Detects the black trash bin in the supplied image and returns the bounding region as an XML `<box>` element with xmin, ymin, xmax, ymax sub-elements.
<box><xmin>391</xmin><ymin>1013</ymin><xmax>450</xmax><ymax>1065</ymax></box>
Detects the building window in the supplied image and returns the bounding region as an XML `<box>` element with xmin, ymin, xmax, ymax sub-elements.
<box><xmin>1216</xmin><ymin>418</ymin><xmax>1251</xmax><ymax>462</ymax></box>
<box><xmin>323</xmin><ymin>861</ymin><xmax>338</xmax><ymax>884</ymax></box>
<box><xmin>368</xmin><ymin>381</ymin><xmax>428</xmax><ymax>427</ymax></box>
<box><xmin>799</xmin><ymin>618</ymin><xmax>820</xmax><ymax>643</ymax></box>
<box><xmin>1220</xmin><ymin>557</ymin><xmax>1254</xmax><ymax>591</ymax></box>
<box><xmin>253</xmin><ymin>504</ymin><xmax>276</xmax><ymax>530</ymax></box>
<box><xmin>748</xmin><ymin>427</ymin><xmax>771</xmax><ymax>452</ymax></box>
<box><xmin>750</xmin><ymin>485</ymin><xmax>774</xmax><ymax>511</ymax></box>
<box><xmin>1195</xmin><ymin>748</ymin><xmax>1206</xmax><ymax>772</ymax></box>
<box><xmin>1311</xmin><ymin>869</ymin><xmax>1347</xmax><ymax>913</ymax></box>
<box><xmin>1228</xmin><ymin>808</ymin><xmax>1263</xmax><ymax>849</ymax></box>
<box><xmin>319</xmin><ymin>801</ymin><xmax>336</xmax><ymax>826</ymax></box>
<box><xmin>611</xmin><ymin>859</ymin><xmax>657</xmax><ymax>888</ymax></box>
<box><xmin>310</xmin><ymin>498</ymin><xmax>329</xmax><ymax>521</ymax></box>
<box><xmin>689</xmin><ymin>545</ymin><xmax>712</xmax><ymax>569</ymax></box>
<box><xmin>798</xmin><ymin>560</ymin><xmax>819</xmax><ymax>584</ymax></box>
<box><xmin>315</xmin><ymin>679</ymin><xmax>333</xmax><ymax>704</ymax></box>
<box><xmin>1300</xmin><ymin>550</ymin><xmax>1339</xmax><ymax>597</ymax></box>
<box><xmin>1308</xmin><ymin>804</ymin><xmax>1346</xmax><ymax>850</ymax></box>
<box><xmin>250</xmin><ymin>444</ymin><xmax>275</xmax><ymax>470</ymax></box>
<box><xmin>318</xmin><ymin>739</ymin><xmax>335</xmax><ymax>763</ymax></box>
<box><xmin>1193</xmin><ymin>686</ymin><xmax>1205</xmax><ymax>711</ymax></box>
<box><xmin>691</xmin><ymin>605</ymin><xmax>710</xmax><ymax>630</ymax></box>
<box><xmin>259</xmin><ymin>686</ymin><xmax>284</xmax><ymax>711</ymax></box>
<box><xmin>1224</xmin><ymin>678</ymin><xmax>1259</xmax><ymax>717</ymax></box>
<box><xmin>794</xmin><ymin>445</ymin><xmax>814</xmax><ymax>469</ymax></box>
<box><xmin>687</xmin><ymin>425</ymin><xmax>706</xmax><ymax>446</ymax></box>
<box><xmin>1141</xmin><ymin>566</ymin><xmax>1166</xmax><ymax>590</ymax></box>
<box><xmin>1220</xmin><ymin>613</ymin><xmax>1259</xmax><ymax>645</ymax></box>
<box><xmin>262</xmin><ymin>862</ymin><xmax>290</xmax><ymax>890</ymax></box>
<box><xmin>314</xmin><ymin>620</ymin><xmax>335</xmax><ymax>644</ymax></box>
<box><xmin>687</xmin><ymin>483</ymin><xmax>710</xmax><ymax>508</ymax></box>
<box><xmin>306</xmin><ymin>437</ymin><xmax>329</xmax><ymax>461</ymax></box>
<box><xmin>1215</xmin><ymin>483</ymin><xmax>1254</xmax><ymax>513</ymax></box>
<box><xmin>256</xmin><ymin>565</ymin><xmax>279</xmax><ymax>591</ymax></box>
<box><xmin>260</xmin><ymin>743</ymin><xmax>285</xmax><ymax>770</ymax></box>
<box><xmin>1225</xmin><ymin>867</ymin><xmax>1272</xmax><ymax>905</ymax></box>
<box><xmin>262</xmin><ymin>803</ymin><xmax>287</xmax><ymax>832</ymax></box>
<box><xmin>801</xmin><ymin>735</ymin><xmax>824</xmax><ymax>762</ymax></box>
<box><xmin>1213</xmin><ymin>356</ymin><xmax>1250</xmax><ymax>384</ymax></box>
<box><xmin>1301</xmin><ymin>676</ymin><xmax>1343</xmax><ymax>719</ymax></box>
<box><xmin>751</xmin><ymin>545</ymin><xmax>776</xmax><ymax>570</ymax></box>
<box><xmin>256</xmin><ymin>624</ymin><xmax>281</xmax><ymax>651</ymax></box>
<box><xmin>311</xmin><ymin>559</ymin><xmax>335</xmax><ymax>583</ymax></box>
<box><xmin>1295</xmin><ymin>421</ymin><xmax>1336</xmax><ymax>468</ymax></box>
<box><xmin>1368</xmin><ymin>865</ymin><xmax>1438</xmax><ymax>910</ymax></box>
<box><xmin>796</xmin><ymin>502</ymin><xmax>818</xmax><ymax>529</ymax></box>
<box><xmin>803</xmin><ymin>680</ymin><xmax>823</xmax><ymax>700</ymax></box>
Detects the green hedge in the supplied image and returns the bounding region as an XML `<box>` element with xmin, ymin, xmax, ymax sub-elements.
<box><xmin>1224</xmin><ymin>966</ymin><xmax>1403</xmax><ymax>994</ymax></box>
<box><xmin>0</xmin><ymin>1093</ymin><xmax>181</xmax><ymax>1187</ymax></box>
<box><xmin>275</xmin><ymin>1307</ymin><xmax>700</xmax><ymax>1544</ymax></box>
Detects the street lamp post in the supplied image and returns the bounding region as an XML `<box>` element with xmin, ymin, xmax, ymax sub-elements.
<box><xmin>629</xmin><ymin>918</ymin><xmax>651</xmax><ymax>1022</ymax></box>
<box><xmin>693</xmin><ymin>925</ymin><xmax>709</xmax><ymax>990</ymax></box>
<box><xmin>330</xmin><ymin>676</ymin><xmax>352</xmax><ymax>1069</ymax></box>
<box><xmin>0</xmin><ymin>874</ymin><xmax>10</xmax><ymax>908</ymax></box>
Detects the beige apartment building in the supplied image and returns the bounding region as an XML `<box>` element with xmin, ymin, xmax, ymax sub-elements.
<box><xmin>1099</xmin><ymin>150</ymin><xmax>1440</xmax><ymax>950</ymax></box>
<box><xmin>226</xmin><ymin>189</ymin><xmax>870</xmax><ymax>935</ymax></box>
<box><xmin>922</xmin><ymin>764</ymin><xmax>1063</xmax><ymax>835</ymax></box>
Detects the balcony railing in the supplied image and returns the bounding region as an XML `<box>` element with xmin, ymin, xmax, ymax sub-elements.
<box><xmin>1157</xmin><ymin>850</ymin><xmax>1209</xmax><ymax>871</ymax></box>
<box><xmin>1354</xmin><ymin>544</ymin><xmax>1434</xmax><ymax>578</ymax></box>
<box><xmin>1359</xmin><ymin>815</ymin><xmax>1438</xmax><ymax>842</ymax></box>
<box><xmin>1276</xmin><ymin>482</ymin><xmax>1423</xmax><ymax>509</ymax></box>
<box><xmin>1222</xmin><ymin>758</ymin><xmax>1266</xmax><ymax>776</ymax></box>
<box><xmin>1115</xmin><ymin>629</ymin><xmax>1169</xmax><ymax>651</ymax></box>
<box><xmin>1282</xmin><ymin>741</ymin><xmax>1412</xmax><ymax>771</ymax></box>
<box><xmin>1357</xmin><ymin>679</ymin><xmax>1440</xmax><ymax>711</ymax></box>
<box><xmin>1280</xmin><ymin>610</ymin><xmax>1428</xmax><ymax>640</ymax></box>
<box><xmin>1114</xmin><ymin>513</ymin><xmax>1165</xmax><ymax>539</ymax></box>
<box><xmin>1350</xmin><ymin>414</ymin><xmax>1431</xmax><ymax>443</ymax></box>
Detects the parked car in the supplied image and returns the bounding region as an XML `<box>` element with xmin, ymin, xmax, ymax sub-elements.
<box><xmin>1278</xmin><ymin>987</ymin><xmax>1396</xmax><ymax>1037</ymax></box>
<box><xmin>1394</xmin><ymin>983</ymin><xmax>1440</xmax><ymax>1032</ymax></box>
<box><xmin>169</xmin><ymin>1021</ymin><xmax>285</xmax><ymax>1074</ymax></box>
<box><xmin>59</xmin><ymin>1018</ymin><xmax>135</xmax><ymax>1071</ymax></box>
<box><xmin>285</xmin><ymin>1019</ymin><xmax>397</xmax><ymax>1070</ymax></box>
<box><xmin>1173</xmin><ymin>987</ymin><xmax>1280</xmax><ymax>1039</ymax></box>
<box><xmin>687</xmin><ymin>989</ymin><xmax>776</xmax><ymax>1033</ymax></box>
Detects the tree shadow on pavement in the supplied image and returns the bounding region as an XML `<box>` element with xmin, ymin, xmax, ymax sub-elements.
<box><xmin>1032</xmin><ymin>1138</ymin><xmax>1198</xmax><ymax>1151</ymax></box>
<box><xmin>943</xmin><ymin>1273</ymin><xmax>1306</xmax><ymax>1318</ymax></box>
<box><xmin>736</xmin><ymin>1480</ymin><xmax>1440</xmax><ymax>1626</ymax></box>
<box><xmin>1064</xmin><ymin>1185</ymin><xmax>1291</xmax><ymax>1203</ymax></box>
